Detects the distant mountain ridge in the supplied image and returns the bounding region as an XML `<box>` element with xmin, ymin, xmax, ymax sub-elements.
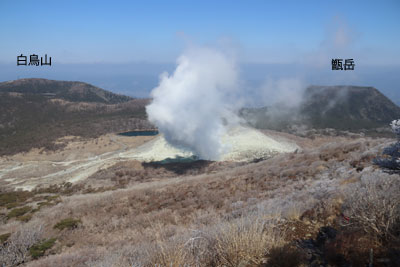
<box><xmin>301</xmin><ymin>85</ymin><xmax>400</xmax><ymax>129</ymax></box>
<box><xmin>241</xmin><ymin>85</ymin><xmax>400</xmax><ymax>131</ymax></box>
<box><xmin>2</xmin><ymin>79</ymin><xmax>399</xmax><ymax>155</ymax></box>
<box><xmin>0</xmin><ymin>78</ymin><xmax>132</xmax><ymax>104</ymax></box>
<box><xmin>0</xmin><ymin>78</ymin><xmax>150</xmax><ymax>155</ymax></box>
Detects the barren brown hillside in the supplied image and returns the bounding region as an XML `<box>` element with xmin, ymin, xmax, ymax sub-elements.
<box><xmin>1</xmin><ymin>134</ymin><xmax>399</xmax><ymax>266</ymax></box>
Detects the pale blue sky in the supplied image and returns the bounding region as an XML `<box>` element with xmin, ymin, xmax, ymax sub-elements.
<box><xmin>0</xmin><ymin>1</ymin><xmax>399</xmax><ymax>102</ymax></box>
<box><xmin>0</xmin><ymin>0</ymin><xmax>399</xmax><ymax>64</ymax></box>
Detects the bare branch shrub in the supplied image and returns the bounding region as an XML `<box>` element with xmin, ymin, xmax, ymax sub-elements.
<box><xmin>0</xmin><ymin>221</ymin><xmax>43</xmax><ymax>266</ymax></box>
<box><xmin>374</xmin><ymin>119</ymin><xmax>400</xmax><ymax>172</ymax></box>
<box><xmin>343</xmin><ymin>173</ymin><xmax>400</xmax><ymax>242</ymax></box>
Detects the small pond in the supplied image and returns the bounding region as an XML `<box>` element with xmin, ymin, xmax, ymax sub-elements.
<box><xmin>118</xmin><ymin>130</ymin><xmax>159</xmax><ymax>136</ymax></box>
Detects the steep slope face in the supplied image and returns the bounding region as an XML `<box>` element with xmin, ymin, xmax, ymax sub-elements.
<box><xmin>0</xmin><ymin>78</ymin><xmax>132</xmax><ymax>104</ymax></box>
<box><xmin>241</xmin><ymin>85</ymin><xmax>400</xmax><ymax>131</ymax></box>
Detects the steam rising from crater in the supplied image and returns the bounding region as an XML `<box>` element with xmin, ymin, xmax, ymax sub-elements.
<box><xmin>146</xmin><ymin>47</ymin><xmax>240</xmax><ymax>160</ymax></box>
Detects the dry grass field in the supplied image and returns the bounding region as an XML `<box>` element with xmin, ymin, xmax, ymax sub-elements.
<box><xmin>0</xmin><ymin>133</ymin><xmax>399</xmax><ymax>266</ymax></box>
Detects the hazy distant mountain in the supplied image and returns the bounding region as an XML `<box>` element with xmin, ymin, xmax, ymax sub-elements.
<box><xmin>0</xmin><ymin>79</ymin><xmax>151</xmax><ymax>155</ymax></box>
<box><xmin>241</xmin><ymin>85</ymin><xmax>400</xmax><ymax>131</ymax></box>
<box><xmin>301</xmin><ymin>86</ymin><xmax>400</xmax><ymax>129</ymax></box>
<box><xmin>0</xmin><ymin>78</ymin><xmax>132</xmax><ymax>104</ymax></box>
<box><xmin>3</xmin><ymin>79</ymin><xmax>399</xmax><ymax>155</ymax></box>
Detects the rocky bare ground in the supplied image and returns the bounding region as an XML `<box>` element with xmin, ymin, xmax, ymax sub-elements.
<box><xmin>0</xmin><ymin>134</ymin><xmax>156</xmax><ymax>191</ymax></box>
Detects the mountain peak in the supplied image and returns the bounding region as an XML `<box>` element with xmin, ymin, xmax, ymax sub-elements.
<box><xmin>241</xmin><ymin>85</ymin><xmax>400</xmax><ymax>131</ymax></box>
<box><xmin>301</xmin><ymin>85</ymin><xmax>400</xmax><ymax>128</ymax></box>
<box><xmin>0</xmin><ymin>78</ymin><xmax>132</xmax><ymax>104</ymax></box>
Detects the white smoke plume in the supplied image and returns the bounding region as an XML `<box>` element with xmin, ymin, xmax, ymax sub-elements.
<box><xmin>259</xmin><ymin>77</ymin><xmax>305</xmax><ymax>108</ymax></box>
<box><xmin>146</xmin><ymin>47</ymin><xmax>240</xmax><ymax>160</ymax></box>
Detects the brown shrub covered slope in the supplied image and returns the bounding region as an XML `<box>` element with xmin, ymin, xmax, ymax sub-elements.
<box><xmin>0</xmin><ymin>79</ymin><xmax>152</xmax><ymax>156</ymax></box>
<box><xmin>1</xmin><ymin>135</ymin><xmax>399</xmax><ymax>266</ymax></box>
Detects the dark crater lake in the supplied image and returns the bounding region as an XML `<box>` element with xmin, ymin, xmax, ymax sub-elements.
<box><xmin>118</xmin><ymin>130</ymin><xmax>159</xmax><ymax>136</ymax></box>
